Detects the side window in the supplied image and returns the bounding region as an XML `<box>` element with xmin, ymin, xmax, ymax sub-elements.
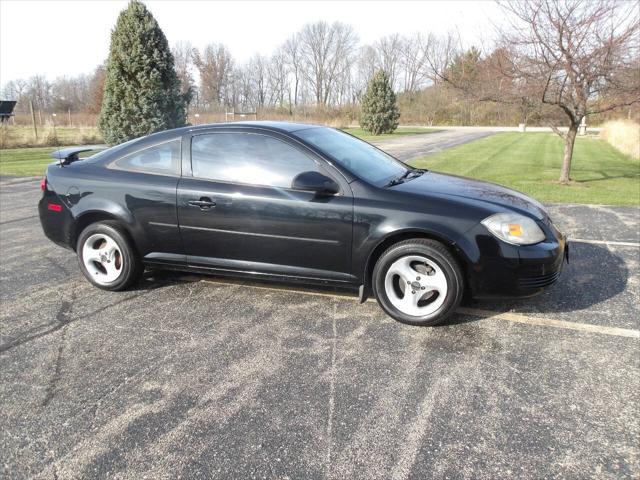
<box><xmin>191</xmin><ymin>133</ymin><xmax>319</xmax><ymax>188</ymax></box>
<box><xmin>111</xmin><ymin>139</ymin><xmax>181</xmax><ymax>175</ymax></box>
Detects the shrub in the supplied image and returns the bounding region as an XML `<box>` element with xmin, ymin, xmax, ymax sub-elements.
<box><xmin>98</xmin><ymin>0</ymin><xmax>187</xmax><ymax>145</ymax></box>
<box><xmin>44</xmin><ymin>130</ymin><xmax>59</xmax><ymax>147</ymax></box>
<box><xmin>360</xmin><ymin>70</ymin><xmax>400</xmax><ymax>135</ymax></box>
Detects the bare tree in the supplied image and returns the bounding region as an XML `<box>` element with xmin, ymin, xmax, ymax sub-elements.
<box><xmin>298</xmin><ymin>21</ymin><xmax>358</xmax><ymax>106</ymax></box>
<box><xmin>1</xmin><ymin>80</ymin><xmax>24</xmax><ymax>100</ymax></box>
<box><xmin>229</xmin><ymin>66</ymin><xmax>253</xmax><ymax>110</ymax></box>
<box><xmin>499</xmin><ymin>0</ymin><xmax>640</xmax><ymax>183</ymax></box>
<box><xmin>267</xmin><ymin>48</ymin><xmax>289</xmax><ymax>108</ymax></box>
<box><xmin>26</xmin><ymin>75</ymin><xmax>52</xmax><ymax>112</ymax></box>
<box><xmin>338</xmin><ymin>54</ymin><xmax>358</xmax><ymax>106</ymax></box>
<box><xmin>283</xmin><ymin>35</ymin><xmax>302</xmax><ymax>107</ymax></box>
<box><xmin>374</xmin><ymin>34</ymin><xmax>403</xmax><ymax>90</ymax></box>
<box><xmin>172</xmin><ymin>41</ymin><xmax>195</xmax><ymax>106</ymax></box>
<box><xmin>193</xmin><ymin>43</ymin><xmax>235</xmax><ymax>107</ymax></box>
<box><xmin>1</xmin><ymin>79</ymin><xmax>28</xmax><ymax>112</ymax></box>
<box><xmin>424</xmin><ymin>32</ymin><xmax>460</xmax><ymax>85</ymax></box>
<box><xmin>353</xmin><ymin>45</ymin><xmax>379</xmax><ymax>101</ymax></box>
<box><xmin>5</xmin><ymin>73</ymin><xmax>104</xmax><ymax>116</ymax></box>
<box><xmin>50</xmin><ymin>75</ymin><xmax>90</xmax><ymax>112</ymax></box>
<box><xmin>247</xmin><ymin>54</ymin><xmax>268</xmax><ymax>109</ymax></box>
<box><xmin>401</xmin><ymin>33</ymin><xmax>430</xmax><ymax>93</ymax></box>
<box><xmin>87</xmin><ymin>66</ymin><xmax>106</xmax><ymax>114</ymax></box>
<box><xmin>425</xmin><ymin>1</ymin><xmax>639</xmax><ymax>183</ymax></box>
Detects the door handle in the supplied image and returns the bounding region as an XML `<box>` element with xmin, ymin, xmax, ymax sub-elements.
<box><xmin>188</xmin><ymin>197</ymin><xmax>216</xmax><ymax>210</ymax></box>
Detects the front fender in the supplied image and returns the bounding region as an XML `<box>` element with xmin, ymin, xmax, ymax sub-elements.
<box><xmin>354</xmin><ymin>220</ymin><xmax>481</xmax><ymax>285</ymax></box>
<box><xmin>350</xmin><ymin>187</ymin><xmax>489</xmax><ymax>286</ymax></box>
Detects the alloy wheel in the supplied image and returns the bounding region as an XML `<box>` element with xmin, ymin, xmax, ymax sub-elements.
<box><xmin>383</xmin><ymin>254</ymin><xmax>448</xmax><ymax>317</ymax></box>
<box><xmin>81</xmin><ymin>233</ymin><xmax>123</xmax><ymax>285</ymax></box>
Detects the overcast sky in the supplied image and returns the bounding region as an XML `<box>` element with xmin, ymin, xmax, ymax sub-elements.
<box><xmin>0</xmin><ymin>0</ymin><xmax>501</xmax><ymax>84</ymax></box>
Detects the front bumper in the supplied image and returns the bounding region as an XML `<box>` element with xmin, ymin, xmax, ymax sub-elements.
<box><xmin>467</xmin><ymin>222</ymin><xmax>567</xmax><ymax>298</ymax></box>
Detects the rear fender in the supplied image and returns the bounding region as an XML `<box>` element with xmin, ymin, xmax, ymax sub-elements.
<box><xmin>71</xmin><ymin>199</ymin><xmax>137</xmax><ymax>250</ymax></box>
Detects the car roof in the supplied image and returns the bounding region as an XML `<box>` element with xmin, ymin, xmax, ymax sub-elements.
<box><xmin>187</xmin><ymin>121</ymin><xmax>321</xmax><ymax>134</ymax></box>
<box><xmin>88</xmin><ymin>121</ymin><xmax>328</xmax><ymax>163</ymax></box>
<box><xmin>108</xmin><ymin>121</ymin><xmax>324</xmax><ymax>148</ymax></box>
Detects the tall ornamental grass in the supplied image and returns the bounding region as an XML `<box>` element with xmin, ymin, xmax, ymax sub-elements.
<box><xmin>600</xmin><ymin>120</ymin><xmax>640</xmax><ymax>160</ymax></box>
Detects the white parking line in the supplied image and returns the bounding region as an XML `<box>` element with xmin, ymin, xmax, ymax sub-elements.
<box><xmin>571</xmin><ymin>238</ymin><xmax>639</xmax><ymax>247</ymax></box>
<box><xmin>457</xmin><ymin>307</ymin><xmax>640</xmax><ymax>339</ymax></box>
<box><xmin>200</xmin><ymin>279</ymin><xmax>640</xmax><ymax>339</ymax></box>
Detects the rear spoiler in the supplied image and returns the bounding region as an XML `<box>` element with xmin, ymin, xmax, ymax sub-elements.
<box><xmin>50</xmin><ymin>145</ymin><xmax>107</xmax><ymax>165</ymax></box>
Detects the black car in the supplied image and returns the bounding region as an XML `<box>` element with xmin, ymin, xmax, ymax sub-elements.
<box><xmin>39</xmin><ymin>122</ymin><xmax>567</xmax><ymax>326</ymax></box>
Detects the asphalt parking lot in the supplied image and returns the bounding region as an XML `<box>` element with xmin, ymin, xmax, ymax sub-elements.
<box><xmin>1</xmin><ymin>175</ymin><xmax>638</xmax><ymax>479</ymax></box>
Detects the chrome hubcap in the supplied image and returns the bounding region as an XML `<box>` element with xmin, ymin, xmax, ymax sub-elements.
<box><xmin>82</xmin><ymin>233</ymin><xmax>123</xmax><ymax>285</ymax></box>
<box><xmin>384</xmin><ymin>255</ymin><xmax>448</xmax><ymax>316</ymax></box>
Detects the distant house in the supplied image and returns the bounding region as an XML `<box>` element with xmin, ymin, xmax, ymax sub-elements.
<box><xmin>0</xmin><ymin>100</ymin><xmax>17</xmax><ymax>123</ymax></box>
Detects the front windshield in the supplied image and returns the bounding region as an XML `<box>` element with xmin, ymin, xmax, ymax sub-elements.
<box><xmin>294</xmin><ymin>127</ymin><xmax>409</xmax><ymax>185</ymax></box>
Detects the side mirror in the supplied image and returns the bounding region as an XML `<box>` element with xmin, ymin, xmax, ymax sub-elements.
<box><xmin>291</xmin><ymin>171</ymin><xmax>339</xmax><ymax>195</ymax></box>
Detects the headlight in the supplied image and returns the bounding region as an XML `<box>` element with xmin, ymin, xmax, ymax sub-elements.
<box><xmin>481</xmin><ymin>213</ymin><xmax>546</xmax><ymax>245</ymax></box>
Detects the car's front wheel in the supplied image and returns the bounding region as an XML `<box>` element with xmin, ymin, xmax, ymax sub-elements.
<box><xmin>372</xmin><ymin>239</ymin><xmax>464</xmax><ymax>326</ymax></box>
<box><xmin>77</xmin><ymin>221</ymin><xmax>142</xmax><ymax>291</ymax></box>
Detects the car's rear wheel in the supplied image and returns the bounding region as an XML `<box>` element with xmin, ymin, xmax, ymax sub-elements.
<box><xmin>77</xmin><ymin>222</ymin><xmax>142</xmax><ymax>291</ymax></box>
<box><xmin>372</xmin><ymin>239</ymin><xmax>464</xmax><ymax>326</ymax></box>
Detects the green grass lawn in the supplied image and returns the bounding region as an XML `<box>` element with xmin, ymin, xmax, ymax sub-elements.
<box><xmin>409</xmin><ymin>132</ymin><xmax>639</xmax><ymax>205</ymax></box>
<box><xmin>0</xmin><ymin>127</ymin><xmax>440</xmax><ymax>177</ymax></box>
<box><xmin>344</xmin><ymin>127</ymin><xmax>439</xmax><ymax>141</ymax></box>
<box><xmin>0</xmin><ymin>147</ymin><xmax>58</xmax><ymax>177</ymax></box>
<box><xmin>2</xmin><ymin>132</ymin><xmax>638</xmax><ymax>206</ymax></box>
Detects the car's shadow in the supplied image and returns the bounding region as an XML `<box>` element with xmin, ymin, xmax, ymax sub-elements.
<box><xmin>444</xmin><ymin>242</ymin><xmax>629</xmax><ymax>326</ymax></box>
<box><xmin>134</xmin><ymin>242</ymin><xmax>629</xmax><ymax>327</ymax></box>
<box><xmin>126</xmin><ymin>270</ymin><xmax>195</xmax><ymax>292</ymax></box>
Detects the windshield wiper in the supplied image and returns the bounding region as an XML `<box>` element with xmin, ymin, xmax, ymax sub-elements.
<box><xmin>385</xmin><ymin>168</ymin><xmax>426</xmax><ymax>187</ymax></box>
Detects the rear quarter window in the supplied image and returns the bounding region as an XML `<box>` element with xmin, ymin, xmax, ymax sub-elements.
<box><xmin>110</xmin><ymin>139</ymin><xmax>181</xmax><ymax>176</ymax></box>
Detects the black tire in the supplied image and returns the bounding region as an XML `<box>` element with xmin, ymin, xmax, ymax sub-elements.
<box><xmin>76</xmin><ymin>221</ymin><xmax>142</xmax><ymax>291</ymax></box>
<box><xmin>372</xmin><ymin>239</ymin><xmax>464</xmax><ymax>326</ymax></box>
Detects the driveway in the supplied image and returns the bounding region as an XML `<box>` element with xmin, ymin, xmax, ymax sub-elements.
<box><xmin>370</xmin><ymin>129</ymin><xmax>495</xmax><ymax>161</ymax></box>
<box><xmin>1</xmin><ymin>176</ymin><xmax>638</xmax><ymax>479</ymax></box>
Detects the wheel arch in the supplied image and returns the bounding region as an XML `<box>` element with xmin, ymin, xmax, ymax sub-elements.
<box><xmin>363</xmin><ymin>229</ymin><xmax>471</xmax><ymax>292</ymax></box>
<box><xmin>72</xmin><ymin>210</ymin><xmax>136</xmax><ymax>252</ymax></box>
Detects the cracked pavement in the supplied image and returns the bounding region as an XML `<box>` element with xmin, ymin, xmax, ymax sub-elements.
<box><xmin>1</xmin><ymin>175</ymin><xmax>638</xmax><ymax>479</ymax></box>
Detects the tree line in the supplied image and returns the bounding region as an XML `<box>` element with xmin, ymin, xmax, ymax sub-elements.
<box><xmin>2</xmin><ymin>2</ymin><xmax>638</xmax><ymax>128</ymax></box>
<box><xmin>176</xmin><ymin>25</ymin><xmax>440</xmax><ymax>112</ymax></box>
<box><xmin>2</xmin><ymin>68</ymin><xmax>106</xmax><ymax>116</ymax></box>
<box><xmin>2</xmin><ymin>23</ymin><xmax>442</xmax><ymax>116</ymax></box>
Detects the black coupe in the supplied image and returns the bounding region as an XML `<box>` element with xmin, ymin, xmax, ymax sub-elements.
<box><xmin>39</xmin><ymin>122</ymin><xmax>567</xmax><ymax>326</ymax></box>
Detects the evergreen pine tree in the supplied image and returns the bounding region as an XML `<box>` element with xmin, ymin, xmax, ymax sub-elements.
<box><xmin>359</xmin><ymin>70</ymin><xmax>400</xmax><ymax>135</ymax></box>
<box><xmin>99</xmin><ymin>0</ymin><xmax>186</xmax><ymax>144</ymax></box>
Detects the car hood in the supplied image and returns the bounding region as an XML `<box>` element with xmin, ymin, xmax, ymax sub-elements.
<box><xmin>393</xmin><ymin>171</ymin><xmax>547</xmax><ymax>219</ymax></box>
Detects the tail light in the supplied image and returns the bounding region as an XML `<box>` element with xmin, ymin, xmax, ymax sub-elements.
<box><xmin>40</xmin><ymin>177</ymin><xmax>47</xmax><ymax>191</ymax></box>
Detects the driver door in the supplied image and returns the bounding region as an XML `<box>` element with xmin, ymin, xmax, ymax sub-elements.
<box><xmin>177</xmin><ymin>129</ymin><xmax>355</xmax><ymax>282</ymax></box>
